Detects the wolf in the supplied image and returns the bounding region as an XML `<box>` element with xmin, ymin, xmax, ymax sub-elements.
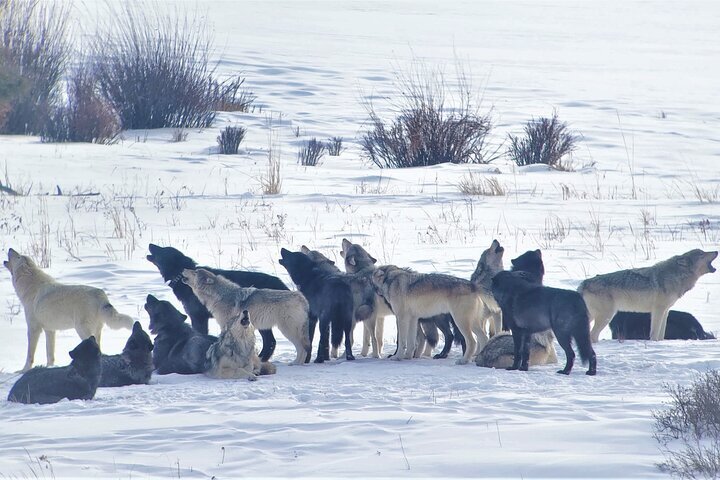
<box><xmin>4</xmin><ymin>248</ymin><xmax>134</xmax><ymax>373</ymax></box>
<box><xmin>492</xmin><ymin>271</ymin><xmax>596</xmax><ymax>375</ymax></box>
<box><xmin>579</xmin><ymin>249</ymin><xmax>718</xmax><ymax>342</ymax></box>
<box><xmin>610</xmin><ymin>310</ymin><xmax>715</xmax><ymax>340</ymax></box>
<box><xmin>99</xmin><ymin>321</ymin><xmax>154</xmax><ymax>387</ymax></box>
<box><xmin>182</xmin><ymin>268</ymin><xmax>311</xmax><ymax>365</ymax></box>
<box><xmin>340</xmin><ymin>239</ymin><xmax>464</xmax><ymax>359</ymax></box>
<box><xmin>476</xmin><ymin>331</ymin><xmax>557</xmax><ymax>369</ymax></box>
<box><xmin>476</xmin><ymin>249</ymin><xmax>557</xmax><ymax>367</ymax></box>
<box><xmin>299</xmin><ymin>245</ymin><xmax>381</xmax><ymax>358</ymax></box>
<box><xmin>145</xmin><ymin>294</ymin><xmax>217</xmax><ymax>375</ymax></box>
<box><xmin>372</xmin><ymin>269</ymin><xmax>485</xmax><ymax>364</ymax></box>
<box><xmin>279</xmin><ymin>248</ymin><xmax>372</xmax><ymax>362</ymax></box>
<box><xmin>146</xmin><ymin>243</ymin><xmax>287</xmax><ymax>361</ymax></box>
<box><xmin>8</xmin><ymin>336</ymin><xmax>102</xmax><ymax>404</ymax></box>
<box><xmin>206</xmin><ymin>310</ymin><xmax>276</xmax><ymax>380</ymax></box>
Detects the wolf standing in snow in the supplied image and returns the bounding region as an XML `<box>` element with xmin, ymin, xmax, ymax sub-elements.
<box><xmin>4</xmin><ymin>248</ymin><xmax>134</xmax><ymax>373</ymax></box>
<box><xmin>182</xmin><ymin>268</ymin><xmax>311</xmax><ymax>365</ymax></box>
<box><xmin>579</xmin><ymin>249</ymin><xmax>717</xmax><ymax>342</ymax></box>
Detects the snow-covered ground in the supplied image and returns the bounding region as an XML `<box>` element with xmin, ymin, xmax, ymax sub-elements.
<box><xmin>1</xmin><ymin>1</ymin><xmax>719</xmax><ymax>478</ymax></box>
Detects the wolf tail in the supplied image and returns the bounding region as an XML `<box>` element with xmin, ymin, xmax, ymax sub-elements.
<box><xmin>102</xmin><ymin>304</ymin><xmax>134</xmax><ymax>330</ymax></box>
<box><xmin>258</xmin><ymin>361</ymin><xmax>276</xmax><ymax>376</ymax></box>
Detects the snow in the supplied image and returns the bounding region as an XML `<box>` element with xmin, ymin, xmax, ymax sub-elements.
<box><xmin>1</xmin><ymin>0</ymin><xmax>719</xmax><ymax>478</ymax></box>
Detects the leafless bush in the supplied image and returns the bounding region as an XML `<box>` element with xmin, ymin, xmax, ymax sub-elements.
<box><xmin>171</xmin><ymin>128</ymin><xmax>188</xmax><ymax>142</ymax></box>
<box><xmin>0</xmin><ymin>0</ymin><xmax>70</xmax><ymax>134</ymax></box>
<box><xmin>214</xmin><ymin>77</ymin><xmax>255</xmax><ymax>113</ymax></box>
<box><xmin>361</xmin><ymin>61</ymin><xmax>495</xmax><ymax>168</ymax></box>
<box><xmin>217</xmin><ymin>125</ymin><xmax>246</xmax><ymax>154</ymax></box>
<box><xmin>326</xmin><ymin>136</ymin><xmax>343</xmax><ymax>156</ymax></box>
<box><xmin>507</xmin><ymin>111</ymin><xmax>580</xmax><ymax>168</ymax></box>
<box><xmin>261</xmin><ymin>152</ymin><xmax>282</xmax><ymax>195</ymax></box>
<box><xmin>653</xmin><ymin>370</ymin><xmax>720</xmax><ymax>479</ymax></box>
<box><xmin>41</xmin><ymin>64</ymin><xmax>121</xmax><ymax>144</ymax></box>
<box><xmin>298</xmin><ymin>138</ymin><xmax>325</xmax><ymax>166</ymax></box>
<box><xmin>91</xmin><ymin>5</ymin><xmax>240</xmax><ymax>129</ymax></box>
<box><xmin>457</xmin><ymin>172</ymin><xmax>506</xmax><ymax>196</ymax></box>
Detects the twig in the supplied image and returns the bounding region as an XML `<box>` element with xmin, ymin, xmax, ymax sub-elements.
<box><xmin>398</xmin><ymin>434</ymin><xmax>410</xmax><ymax>470</ymax></box>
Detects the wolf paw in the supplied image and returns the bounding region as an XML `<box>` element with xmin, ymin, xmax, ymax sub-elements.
<box><xmin>247</xmin><ymin>374</ymin><xmax>258</xmax><ymax>381</ymax></box>
<box><xmin>556</xmin><ymin>369</ymin><xmax>571</xmax><ymax>375</ymax></box>
<box><xmin>506</xmin><ymin>365</ymin><xmax>519</xmax><ymax>371</ymax></box>
<box><xmin>455</xmin><ymin>358</ymin><xmax>469</xmax><ymax>365</ymax></box>
<box><xmin>586</xmin><ymin>369</ymin><xmax>597</xmax><ymax>376</ymax></box>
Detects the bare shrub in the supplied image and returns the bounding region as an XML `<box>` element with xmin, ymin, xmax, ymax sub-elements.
<box><xmin>91</xmin><ymin>4</ymin><xmax>245</xmax><ymax>129</ymax></box>
<box><xmin>217</xmin><ymin>125</ymin><xmax>246</xmax><ymax>154</ymax></box>
<box><xmin>326</xmin><ymin>136</ymin><xmax>343</xmax><ymax>156</ymax></box>
<box><xmin>507</xmin><ymin>111</ymin><xmax>580</xmax><ymax>168</ymax></box>
<box><xmin>361</xmin><ymin>61</ymin><xmax>495</xmax><ymax>168</ymax></box>
<box><xmin>171</xmin><ymin>128</ymin><xmax>188</xmax><ymax>142</ymax></box>
<box><xmin>653</xmin><ymin>370</ymin><xmax>720</xmax><ymax>478</ymax></box>
<box><xmin>0</xmin><ymin>0</ymin><xmax>70</xmax><ymax>134</ymax></box>
<box><xmin>261</xmin><ymin>152</ymin><xmax>282</xmax><ymax>195</ymax></box>
<box><xmin>41</xmin><ymin>64</ymin><xmax>121</xmax><ymax>144</ymax></box>
<box><xmin>298</xmin><ymin>138</ymin><xmax>325</xmax><ymax>166</ymax></box>
<box><xmin>457</xmin><ymin>172</ymin><xmax>506</xmax><ymax>196</ymax></box>
<box><xmin>214</xmin><ymin>77</ymin><xmax>255</xmax><ymax>113</ymax></box>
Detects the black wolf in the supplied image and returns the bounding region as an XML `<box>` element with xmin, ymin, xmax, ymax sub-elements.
<box><xmin>99</xmin><ymin>321</ymin><xmax>154</xmax><ymax>387</ymax></box>
<box><xmin>279</xmin><ymin>248</ymin><xmax>373</xmax><ymax>362</ymax></box>
<box><xmin>8</xmin><ymin>336</ymin><xmax>102</xmax><ymax>404</ymax></box>
<box><xmin>145</xmin><ymin>294</ymin><xmax>217</xmax><ymax>375</ymax></box>
<box><xmin>146</xmin><ymin>243</ymin><xmax>287</xmax><ymax>361</ymax></box>
<box><xmin>610</xmin><ymin>310</ymin><xmax>715</xmax><ymax>340</ymax></box>
<box><xmin>491</xmin><ymin>271</ymin><xmax>597</xmax><ymax>375</ymax></box>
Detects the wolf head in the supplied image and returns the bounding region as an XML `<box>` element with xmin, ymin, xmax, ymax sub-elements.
<box><xmin>300</xmin><ymin>245</ymin><xmax>339</xmax><ymax>273</ymax></box>
<box><xmin>279</xmin><ymin>248</ymin><xmax>318</xmax><ymax>285</ymax></box>
<box><xmin>511</xmin><ymin>249</ymin><xmax>544</xmax><ymax>283</ymax></box>
<box><xmin>240</xmin><ymin>310</ymin><xmax>250</xmax><ymax>327</ymax></box>
<box><xmin>181</xmin><ymin>268</ymin><xmax>217</xmax><ymax>291</ymax></box>
<box><xmin>340</xmin><ymin>239</ymin><xmax>377</xmax><ymax>273</ymax></box>
<box><xmin>4</xmin><ymin>248</ymin><xmax>37</xmax><ymax>277</ymax></box>
<box><xmin>69</xmin><ymin>336</ymin><xmax>102</xmax><ymax>364</ymax></box>
<box><xmin>490</xmin><ymin>270</ymin><xmax>539</xmax><ymax>304</ymax></box>
<box><xmin>471</xmin><ymin>239</ymin><xmax>505</xmax><ymax>285</ymax></box>
<box><xmin>677</xmin><ymin>249</ymin><xmax>718</xmax><ymax>277</ymax></box>
<box><xmin>146</xmin><ymin>244</ymin><xmax>197</xmax><ymax>280</ymax></box>
<box><xmin>144</xmin><ymin>294</ymin><xmax>189</xmax><ymax>334</ymax></box>
<box><xmin>122</xmin><ymin>321</ymin><xmax>154</xmax><ymax>363</ymax></box>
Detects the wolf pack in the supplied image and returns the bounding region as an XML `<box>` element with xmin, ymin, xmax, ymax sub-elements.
<box><xmin>3</xmin><ymin>241</ymin><xmax>717</xmax><ymax>404</ymax></box>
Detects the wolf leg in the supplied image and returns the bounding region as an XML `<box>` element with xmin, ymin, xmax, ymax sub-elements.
<box><xmin>20</xmin><ymin>325</ymin><xmax>42</xmax><ymax>372</ymax></box>
<box><xmin>649</xmin><ymin>307</ymin><xmax>670</xmax><ymax>341</ymax></box>
<box><xmin>403</xmin><ymin>318</ymin><xmax>419</xmax><ymax>360</ymax></box>
<box><xmin>343</xmin><ymin>321</ymin><xmax>355</xmax><ymax>361</ymax></box>
<box><xmin>507</xmin><ymin>329</ymin><xmax>523</xmax><ymax>371</ymax></box>
<box><xmin>374</xmin><ymin>316</ymin><xmax>384</xmax><ymax>358</ymax></box>
<box><xmin>258</xmin><ymin>329</ymin><xmax>276</xmax><ymax>362</ymax></box>
<box><xmin>44</xmin><ymin>330</ymin><xmax>56</xmax><ymax>367</ymax></box>
<box><xmin>314</xmin><ymin>317</ymin><xmax>331</xmax><ymax>363</ymax></box>
<box><xmin>361</xmin><ymin>320</ymin><xmax>372</xmax><ymax>357</ymax></box>
<box><xmin>587</xmin><ymin>303</ymin><xmax>615</xmax><ymax>343</ymax></box>
<box><xmin>555</xmin><ymin>329</ymin><xmax>575</xmax><ymax>375</ymax></box>
<box><xmin>454</xmin><ymin>312</ymin><xmax>478</xmax><ymax>365</ymax></box>
<box><xmin>519</xmin><ymin>332</ymin><xmax>531</xmax><ymax>371</ymax></box>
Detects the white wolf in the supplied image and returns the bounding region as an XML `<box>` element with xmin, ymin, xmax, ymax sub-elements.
<box><xmin>4</xmin><ymin>248</ymin><xmax>134</xmax><ymax>372</ymax></box>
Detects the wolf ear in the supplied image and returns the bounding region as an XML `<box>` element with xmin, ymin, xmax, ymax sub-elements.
<box><xmin>2</xmin><ymin>260</ymin><xmax>8</xmax><ymax>269</ymax></box>
<box><xmin>346</xmin><ymin>256</ymin><xmax>356</xmax><ymax>266</ymax></box>
<box><xmin>204</xmin><ymin>276</ymin><xmax>215</xmax><ymax>284</ymax></box>
<box><xmin>370</xmin><ymin>255</ymin><xmax>377</xmax><ymax>264</ymax></box>
<box><xmin>534</xmin><ymin>249</ymin><xmax>542</xmax><ymax>259</ymax></box>
<box><xmin>341</xmin><ymin>238</ymin><xmax>352</xmax><ymax>253</ymax></box>
<box><xmin>300</xmin><ymin>245</ymin><xmax>311</xmax><ymax>254</ymax></box>
<box><xmin>132</xmin><ymin>321</ymin><xmax>142</xmax><ymax>332</ymax></box>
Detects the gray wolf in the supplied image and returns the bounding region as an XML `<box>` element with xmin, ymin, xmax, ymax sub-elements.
<box><xmin>510</xmin><ymin>249</ymin><xmax>544</xmax><ymax>283</ymax></box>
<box><xmin>476</xmin><ymin>331</ymin><xmax>557</xmax><ymax>369</ymax></box>
<box><xmin>8</xmin><ymin>336</ymin><xmax>102</xmax><ymax>404</ymax></box>
<box><xmin>146</xmin><ymin>243</ymin><xmax>288</xmax><ymax>361</ymax></box>
<box><xmin>610</xmin><ymin>310</ymin><xmax>715</xmax><ymax>340</ymax></box>
<box><xmin>99</xmin><ymin>321</ymin><xmax>154</xmax><ymax>387</ymax></box>
<box><xmin>278</xmin><ymin>248</ymin><xmax>372</xmax><ymax>362</ymax></box>
<box><xmin>145</xmin><ymin>294</ymin><xmax>217</xmax><ymax>375</ymax></box>
<box><xmin>340</xmin><ymin>239</ymin><xmax>464</xmax><ymax>359</ymax></box>
<box><xmin>579</xmin><ymin>249</ymin><xmax>718</xmax><ymax>342</ymax></box>
<box><xmin>4</xmin><ymin>248</ymin><xmax>134</xmax><ymax>373</ymax></box>
<box><xmin>492</xmin><ymin>271</ymin><xmax>596</xmax><ymax>375</ymax></box>
<box><xmin>299</xmin><ymin>245</ymin><xmax>381</xmax><ymax>359</ymax></box>
<box><xmin>182</xmin><ymin>268</ymin><xmax>311</xmax><ymax>365</ymax></box>
<box><xmin>206</xmin><ymin>310</ymin><xmax>276</xmax><ymax>380</ymax></box>
<box><xmin>372</xmin><ymin>265</ymin><xmax>489</xmax><ymax>365</ymax></box>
